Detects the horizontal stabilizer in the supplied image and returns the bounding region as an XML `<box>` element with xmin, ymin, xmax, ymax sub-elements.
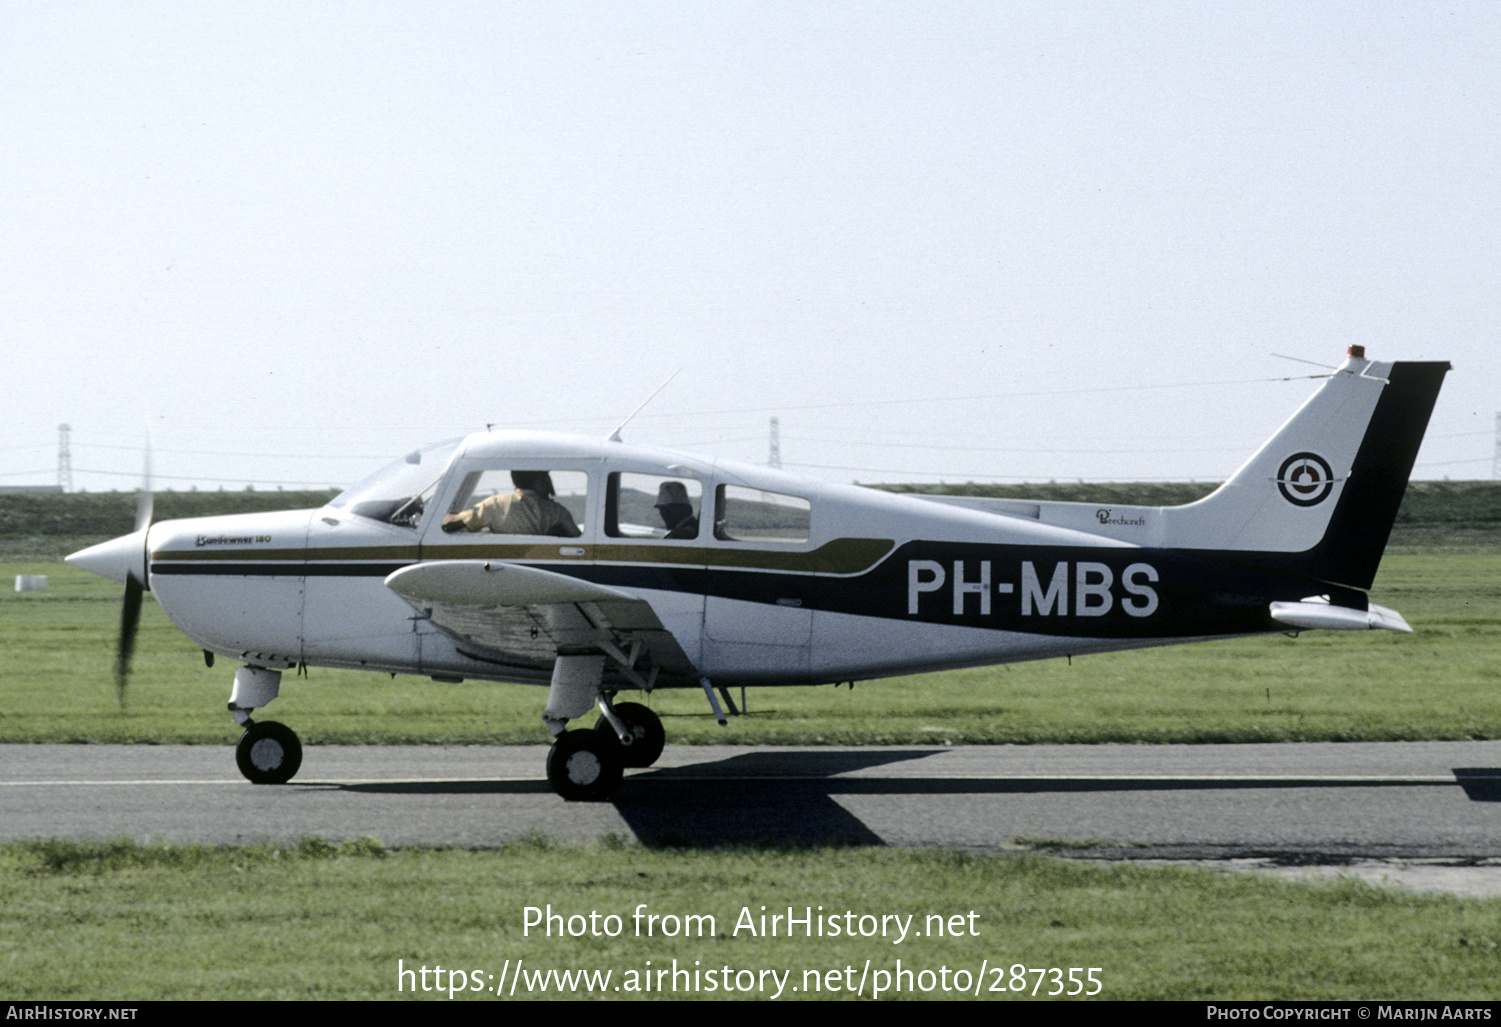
<box><xmin>385</xmin><ymin>561</ymin><xmax>637</xmax><ymax>607</ymax></box>
<box><xmin>1269</xmin><ymin>598</ymin><xmax>1412</xmax><ymax>633</ymax></box>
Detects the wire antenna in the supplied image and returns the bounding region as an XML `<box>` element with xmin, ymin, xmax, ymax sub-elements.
<box><xmin>1270</xmin><ymin>353</ymin><xmax>1340</xmax><ymax>370</ymax></box>
<box><xmin>606</xmin><ymin>370</ymin><xmax>681</xmax><ymax>442</ymax></box>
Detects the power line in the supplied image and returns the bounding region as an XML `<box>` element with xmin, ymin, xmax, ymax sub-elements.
<box><xmin>71</xmin><ymin>468</ymin><xmax>343</xmax><ymax>488</ymax></box>
<box><xmin>70</xmin><ymin>373</ymin><xmax>1322</xmax><ymax>435</ymax></box>
<box><xmin>515</xmin><ymin>374</ymin><xmax>1334</xmax><ymax>425</ymax></box>
<box><xmin>782</xmin><ymin>460</ymin><xmax>1220</xmax><ymax>482</ymax></box>
<box><xmin>1415</xmin><ymin>457</ymin><xmax>1494</xmax><ymax>468</ymax></box>
<box><xmin>1433</xmin><ymin>429</ymin><xmax>1501</xmax><ymax>439</ymax></box>
<box><xmin>782</xmin><ymin>434</ymin><xmax>1246</xmax><ymax>456</ymax></box>
<box><xmin>77</xmin><ymin>442</ymin><xmax>391</xmax><ymax>461</ymax></box>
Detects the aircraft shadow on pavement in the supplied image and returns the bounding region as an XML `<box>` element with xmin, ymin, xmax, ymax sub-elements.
<box><xmin>612</xmin><ymin>755</ymin><xmax>1481</xmax><ymax>846</ymax></box>
<box><xmin>333</xmin><ymin>753</ymin><xmax>1491</xmax><ymax>849</ymax></box>
<box><xmin>335</xmin><ymin>750</ymin><xmax>935</xmax><ymax>848</ymax></box>
<box><xmin>609</xmin><ymin>750</ymin><xmax>930</xmax><ymax>848</ymax></box>
<box><xmin>1453</xmin><ymin>769</ymin><xmax>1501</xmax><ymax>801</ymax></box>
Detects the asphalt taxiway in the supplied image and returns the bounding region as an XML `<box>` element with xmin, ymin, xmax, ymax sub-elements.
<box><xmin>5</xmin><ymin>742</ymin><xmax>1500</xmax><ymax>881</ymax></box>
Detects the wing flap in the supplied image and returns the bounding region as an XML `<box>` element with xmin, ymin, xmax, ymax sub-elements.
<box><xmin>385</xmin><ymin>560</ymin><xmax>699</xmax><ymax>680</ymax></box>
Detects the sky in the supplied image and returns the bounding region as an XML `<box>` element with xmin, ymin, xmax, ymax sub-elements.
<box><xmin>4</xmin><ymin>1</ymin><xmax>1497</xmax><ymax>494</ymax></box>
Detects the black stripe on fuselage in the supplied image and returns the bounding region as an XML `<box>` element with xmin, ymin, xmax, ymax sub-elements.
<box><xmin>582</xmin><ymin>541</ymin><xmax>1334</xmax><ymax>639</ymax></box>
<box><xmin>149</xmin><ymin>539</ymin><xmax>1338</xmax><ymax>641</ymax></box>
<box><xmin>152</xmin><ymin>562</ymin><xmax>412</xmax><ymax>577</ymax></box>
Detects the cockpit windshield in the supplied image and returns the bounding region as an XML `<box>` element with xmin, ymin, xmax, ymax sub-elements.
<box><xmin>328</xmin><ymin>438</ymin><xmax>463</xmax><ymax>528</ymax></box>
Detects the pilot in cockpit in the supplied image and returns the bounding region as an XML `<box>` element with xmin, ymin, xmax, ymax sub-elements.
<box><xmin>441</xmin><ymin>471</ymin><xmax>581</xmax><ymax>537</ymax></box>
<box><xmin>654</xmin><ymin>481</ymin><xmax>699</xmax><ymax>539</ymax></box>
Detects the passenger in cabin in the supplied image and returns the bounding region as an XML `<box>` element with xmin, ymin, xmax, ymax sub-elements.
<box><xmin>441</xmin><ymin>471</ymin><xmax>581</xmax><ymax>537</ymax></box>
<box><xmin>654</xmin><ymin>481</ymin><xmax>699</xmax><ymax>539</ymax></box>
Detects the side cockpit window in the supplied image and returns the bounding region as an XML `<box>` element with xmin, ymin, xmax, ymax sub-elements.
<box><xmin>605</xmin><ymin>473</ymin><xmax>702</xmax><ymax>540</ymax></box>
<box><xmin>714</xmin><ymin>485</ymin><xmax>810</xmax><ymax>543</ymax></box>
<box><xmin>441</xmin><ymin>469</ymin><xmax>587</xmax><ymax>538</ymax></box>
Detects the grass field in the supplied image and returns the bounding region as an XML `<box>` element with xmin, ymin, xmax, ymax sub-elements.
<box><xmin>4</xmin><ymin>838</ymin><xmax>1501</xmax><ymax>1001</ymax></box>
<box><xmin>4</xmin><ymin>537</ymin><xmax>1499</xmax><ymax>1002</ymax></box>
<box><xmin>2</xmin><ymin>549</ymin><xmax>1498</xmax><ymax>745</ymax></box>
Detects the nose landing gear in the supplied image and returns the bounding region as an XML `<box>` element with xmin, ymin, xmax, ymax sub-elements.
<box><xmin>228</xmin><ymin>664</ymin><xmax>303</xmax><ymax>785</ymax></box>
<box><xmin>235</xmin><ymin>720</ymin><xmax>303</xmax><ymax>785</ymax></box>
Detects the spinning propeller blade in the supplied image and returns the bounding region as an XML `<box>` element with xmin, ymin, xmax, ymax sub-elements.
<box><xmin>115</xmin><ymin>574</ymin><xmax>143</xmax><ymax>707</ymax></box>
<box><xmin>115</xmin><ymin>436</ymin><xmax>153</xmax><ymax>708</ymax></box>
<box><xmin>134</xmin><ymin>440</ymin><xmax>153</xmax><ymax>533</ymax></box>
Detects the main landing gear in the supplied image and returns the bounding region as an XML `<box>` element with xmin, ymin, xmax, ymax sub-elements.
<box><xmin>228</xmin><ymin>665</ymin><xmax>303</xmax><ymax>785</ymax></box>
<box><xmin>546</xmin><ymin>701</ymin><xmax>665</xmax><ymax>802</ymax></box>
<box><xmin>542</xmin><ymin>654</ymin><xmax>671</xmax><ymax>801</ymax></box>
<box><xmin>595</xmin><ymin>702</ymin><xmax>667</xmax><ymax>768</ymax></box>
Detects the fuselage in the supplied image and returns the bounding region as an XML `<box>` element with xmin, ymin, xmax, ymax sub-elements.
<box><xmin>131</xmin><ymin>430</ymin><xmax>1325</xmax><ymax>690</ymax></box>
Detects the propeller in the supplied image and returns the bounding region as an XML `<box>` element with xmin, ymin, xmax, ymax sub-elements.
<box><xmin>64</xmin><ymin>433</ymin><xmax>162</xmax><ymax>709</ymax></box>
<box><xmin>115</xmin><ymin>574</ymin><xmax>144</xmax><ymax>707</ymax></box>
<box><xmin>113</xmin><ymin>440</ymin><xmax>153</xmax><ymax>708</ymax></box>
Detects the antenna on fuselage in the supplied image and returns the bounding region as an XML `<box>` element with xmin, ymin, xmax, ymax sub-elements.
<box><xmin>606</xmin><ymin>369</ymin><xmax>681</xmax><ymax>443</ymax></box>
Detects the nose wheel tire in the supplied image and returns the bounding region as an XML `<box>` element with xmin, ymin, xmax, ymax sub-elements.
<box><xmin>546</xmin><ymin>728</ymin><xmax>623</xmax><ymax>801</ymax></box>
<box><xmin>235</xmin><ymin>721</ymin><xmax>303</xmax><ymax>784</ymax></box>
<box><xmin>593</xmin><ymin>702</ymin><xmax>665</xmax><ymax>768</ymax></box>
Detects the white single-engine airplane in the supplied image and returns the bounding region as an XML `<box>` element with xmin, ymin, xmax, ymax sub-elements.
<box><xmin>68</xmin><ymin>348</ymin><xmax>1448</xmax><ymax>800</ymax></box>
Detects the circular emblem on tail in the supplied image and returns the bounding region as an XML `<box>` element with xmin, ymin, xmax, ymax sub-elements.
<box><xmin>1277</xmin><ymin>452</ymin><xmax>1335</xmax><ymax>506</ymax></box>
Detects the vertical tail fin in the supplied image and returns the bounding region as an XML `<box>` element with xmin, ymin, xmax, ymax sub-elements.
<box><xmin>1168</xmin><ymin>351</ymin><xmax>1449</xmax><ymax>590</ymax></box>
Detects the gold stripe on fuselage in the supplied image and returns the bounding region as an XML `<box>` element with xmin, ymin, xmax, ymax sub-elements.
<box><xmin>151</xmin><ymin>537</ymin><xmax>896</xmax><ymax>576</ymax></box>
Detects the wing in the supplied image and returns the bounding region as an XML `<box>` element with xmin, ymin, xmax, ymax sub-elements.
<box><xmin>384</xmin><ymin>560</ymin><xmax>697</xmax><ymax>685</ymax></box>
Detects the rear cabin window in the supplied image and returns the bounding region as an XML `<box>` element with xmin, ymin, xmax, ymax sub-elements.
<box><xmin>606</xmin><ymin>473</ymin><xmax>702</xmax><ymax>540</ymax></box>
<box><xmin>714</xmin><ymin>485</ymin><xmax>811</xmax><ymax>543</ymax></box>
<box><xmin>444</xmin><ymin>469</ymin><xmax>588</xmax><ymax>538</ymax></box>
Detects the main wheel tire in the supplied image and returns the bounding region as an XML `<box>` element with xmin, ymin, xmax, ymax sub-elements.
<box><xmin>546</xmin><ymin>728</ymin><xmax>623</xmax><ymax>801</ymax></box>
<box><xmin>235</xmin><ymin>721</ymin><xmax>303</xmax><ymax>784</ymax></box>
<box><xmin>594</xmin><ymin>702</ymin><xmax>665</xmax><ymax>768</ymax></box>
